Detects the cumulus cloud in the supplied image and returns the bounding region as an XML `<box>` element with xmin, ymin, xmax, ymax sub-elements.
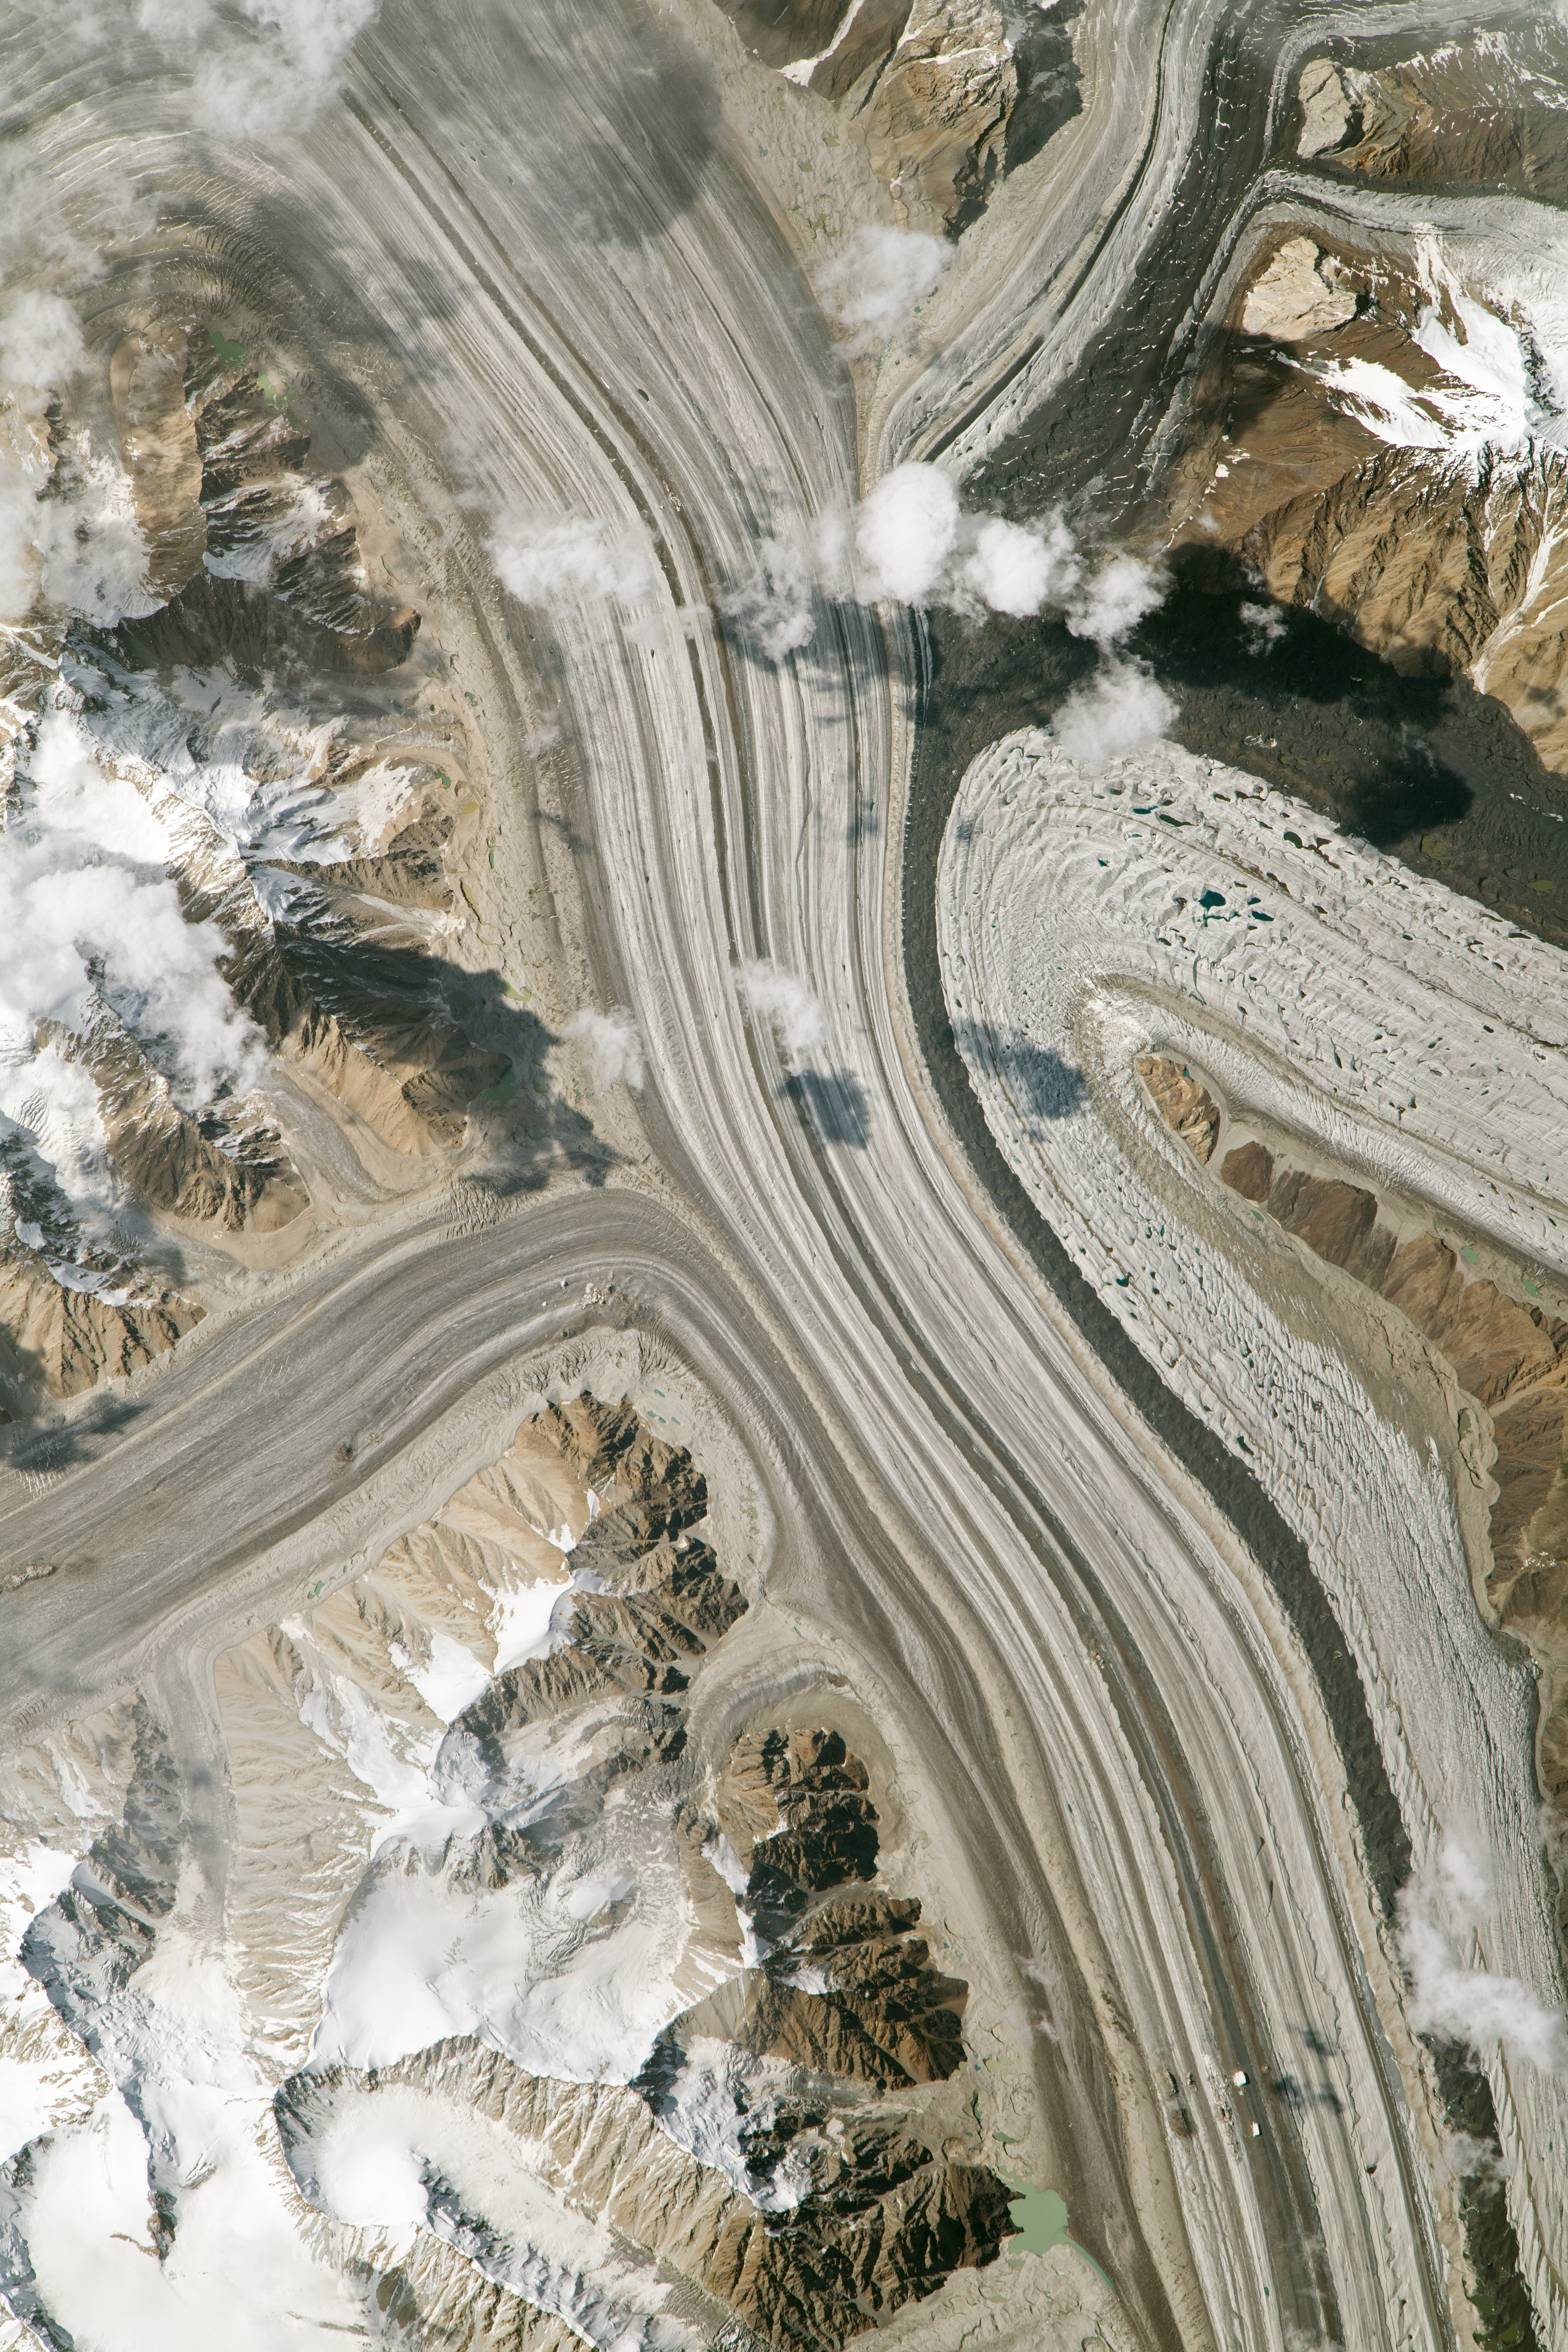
<box><xmin>960</xmin><ymin>511</ymin><xmax>1079</xmax><ymax>619</ymax></box>
<box><xmin>736</xmin><ymin>959</ymin><xmax>824</xmax><ymax>1070</ymax></box>
<box><xmin>854</xmin><ymin>463</ymin><xmax>960</xmax><ymax>604</ymax></box>
<box><xmin>1440</xmin><ymin>2129</ymin><xmax>1503</xmax><ymax>2185</ymax></box>
<box><xmin>0</xmin><ymin>291</ymin><xmax>87</xmax><ymax>408</ymax></box>
<box><xmin>37</xmin><ymin>448</ymin><xmax>156</xmax><ymax>624</ymax></box>
<box><xmin>0</xmin><ymin>291</ymin><xmax>151</xmax><ymax>629</ymax></box>
<box><xmin>1240</xmin><ymin>598</ymin><xmax>1289</xmax><ymax>653</ymax></box>
<box><xmin>491</xmin><ymin>508</ymin><xmax>654</xmax><ymax>610</ymax></box>
<box><xmin>0</xmin><ymin>1044</ymin><xmax>115</xmax><ymax>1232</ymax></box>
<box><xmin>817</xmin><ymin>226</ymin><xmax>950</xmax><ymax>353</ymax></box>
<box><xmin>563</xmin><ymin>1006</ymin><xmax>645</xmax><ymax>1090</ymax></box>
<box><xmin>0</xmin><ymin>433</ymin><xmax>157</xmax><ymax>629</ymax></box>
<box><xmin>1066</xmin><ymin>551</ymin><xmax>1166</xmax><ymax>645</ymax></box>
<box><xmin>0</xmin><ymin>704</ymin><xmax>267</xmax><ymax>1226</ymax></box>
<box><xmin>727</xmin><ymin>532</ymin><xmax>819</xmax><ymax>662</ymax></box>
<box><xmin>1399</xmin><ymin>1827</ymin><xmax>1568</xmax><ymax>2073</ymax></box>
<box><xmin>1047</xmin><ymin>659</ymin><xmax>1177</xmax><ymax>772</ymax></box>
<box><xmin>131</xmin><ymin>0</ymin><xmax>381</xmax><ymax>139</ymax></box>
<box><xmin>729</xmin><ymin>460</ymin><xmax>1164</xmax><ymax>662</ymax></box>
<box><xmin>0</xmin><ymin>135</ymin><xmax>152</xmax><ymax>299</ymax></box>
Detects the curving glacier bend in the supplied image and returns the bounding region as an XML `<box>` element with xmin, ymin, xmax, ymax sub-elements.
<box><xmin>3</xmin><ymin>0</ymin><xmax>1568</xmax><ymax>2348</ymax></box>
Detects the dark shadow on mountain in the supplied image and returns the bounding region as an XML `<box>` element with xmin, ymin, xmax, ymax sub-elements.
<box><xmin>104</xmin><ymin>566</ymin><xmax>418</xmax><ymax>687</ymax></box>
<box><xmin>3</xmin><ymin>1390</ymin><xmax>144</xmax><ymax>1479</ymax></box>
<box><xmin>1127</xmin><ymin>547</ymin><xmax>1475</xmax><ymax>847</ymax></box>
<box><xmin>786</xmin><ymin>1069</ymin><xmax>870</xmax><ymax>1148</ymax></box>
<box><xmin>286</xmin><ymin>936</ymin><xmax>626</xmax><ymax>1202</ymax></box>
<box><xmin>1004</xmin><ymin>0</ymin><xmax>1083</xmax><ymax>174</ymax></box>
<box><xmin>0</xmin><ymin>937</ymin><xmax>623</xmax><ymax>1446</ymax></box>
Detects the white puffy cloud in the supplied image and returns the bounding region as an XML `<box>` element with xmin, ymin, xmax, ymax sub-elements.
<box><xmin>853</xmin><ymin>463</ymin><xmax>960</xmax><ymax>604</ymax></box>
<box><xmin>959</xmin><ymin>512</ymin><xmax>1080</xmax><ymax>619</ymax></box>
<box><xmin>0</xmin><ymin>285</ymin><xmax>154</xmax><ymax>630</ymax></box>
<box><xmin>131</xmin><ymin>0</ymin><xmax>381</xmax><ymax>139</ymax></box>
<box><xmin>727</xmin><ymin>533</ymin><xmax>817</xmax><ymax>662</ymax></box>
<box><xmin>1440</xmin><ymin>2129</ymin><xmax>1502</xmax><ymax>2184</ymax></box>
<box><xmin>1066</xmin><ymin>551</ymin><xmax>1167</xmax><ymax>646</ymax></box>
<box><xmin>0</xmin><ymin>704</ymin><xmax>267</xmax><ymax>1225</ymax></box>
<box><xmin>1240</xmin><ymin>599</ymin><xmax>1288</xmax><ymax>652</ymax></box>
<box><xmin>1048</xmin><ymin>659</ymin><xmax>1176</xmax><ymax>772</ymax></box>
<box><xmin>1399</xmin><ymin>1827</ymin><xmax>1568</xmax><ymax>2073</ymax></box>
<box><xmin>0</xmin><ymin>1044</ymin><xmax>115</xmax><ymax>1231</ymax></box>
<box><xmin>817</xmin><ymin>226</ymin><xmax>950</xmax><ymax>353</ymax></box>
<box><xmin>0</xmin><ymin>436</ymin><xmax>157</xmax><ymax>629</ymax></box>
<box><xmin>0</xmin><ymin>291</ymin><xmax>86</xmax><ymax>408</ymax></box>
<box><xmin>491</xmin><ymin>509</ymin><xmax>654</xmax><ymax>610</ymax></box>
<box><xmin>731</xmin><ymin>461</ymin><xmax>1165</xmax><ymax>659</ymax></box>
<box><xmin>37</xmin><ymin>447</ymin><xmax>157</xmax><ymax>625</ymax></box>
<box><xmin>736</xmin><ymin>959</ymin><xmax>825</xmax><ymax>1070</ymax></box>
<box><xmin>563</xmin><ymin>1007</ymin><xmax>645</xmax><ymax>1090</ymax></box>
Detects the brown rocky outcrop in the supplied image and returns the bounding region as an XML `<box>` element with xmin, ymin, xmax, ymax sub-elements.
<box><xmin>1145</xmin><ymin>1071</ymin><xmax>1568</xmax><ymax>1707</ymax></box>
<box><xmin>720</xmin><ymin>0</ymin><xmax>1018</xmax><ymax>228</ymax></box>
<box><xmin>1167</xmin><ymin>234</ymin><xmax>1568</xmax><ymax>775</ymax></box>
<box><xmin>455</xmin><ymin>1536</ymin><xmax>747</xmax><ymax>1763</ymax></box>
<box><xmin>674</xmin><ymin>1892</ymin><xmax>969</xmax><ymax>2089</ymax></box>
<box><xmin>254</xmin><ymin>1399</ymin><xmax>1013</xmax><ymax>2344</ymax></box>
<box><xmin>0</xmin><ymin>1249</ymin><xmax>203</xmax><ymax>1400</ymax></box>
<box><xmin>1</xmin><ymin>319</ymin><xmax>504</xmax><ymax>1409</ymax></box>
<box><xmin>51</xmin><ymin>1014</ymin><xmax>307</xmax><ymax>1235</ymax></box>
<box><xmin>534</xmin><ymin>1390</ymin><xmax>713</xmax><ymax>1557</ymax></box>
<box><xmin>721</xmin><ymin>0</ymin><xmax>869</xmax><ymax>69</ymax></box>
<box><xmin>108</xmin><ymin>327</ymin><xmax>417</xmax><ymax>678</ymax></box>
<box><xmin>1297</xmin><ymin>38</ymin><xmax>1568</xmax><ymax>201</ymax></box>
<box><xmin>716</xmin><ymin>1724</ymin><xmax>883</xmax><ymax>1929</ymax></box>
<box><xmin>856</xmin><ymin>0</ymin><xmax>1016</xmax><ymax>228</ymax></box>
<box><xmin>226</xmin><ymin>925</ymin><xmax>506</xmax><ymax>1156</ymax></box>
<box><xmin>1239</xmin><ymin>237</ymin><xmax>1357</xmax><ymax>341</ymax></box>
<box><xmin>101</xmin><ymin>325</ymin><xmax>502</xmax><ymax>1160</ymax></box>
<box><xmin>1210</xmin><ymin>1132</ymin><xmax>1568</xmax><ymax>1437</ymax></box>
<box><xmin>277</xmin><ymin>2038</ymin><xmax>1014</xmax><ymax>2351</ymax></box>
<box><xmin>440</xmin><ymin>1398</ymin><xmax>741</xmax><ymax>1783</ymax></box>
<box><xmin>103</xmin><ymin>1086</ymin><xmax>303</xmax><ymax>1232</ymax></box>
<box><xmin>1239</xmin><ymin>443</ymin><xmax>1568</xmax><ymax>773</ymax></box>
<box><xmin>278</xmin><ymin>808</ymin><xmax>457</xmax><ymax>917</ymax></box>
<box><xmin>628</xmin><ymin>1714</ymin><xmax>1003</xmax><ymax>2338</ymax></box>
<box><xmin>1136</xmin><ymin>1054</ymin><xmax>1220</xmax><ymax>1162</ymax></box>
<box><xmin>1194</xmin><ymin>1122</ymin><xmax>1568</xmax><ymax>1942</ymax></box>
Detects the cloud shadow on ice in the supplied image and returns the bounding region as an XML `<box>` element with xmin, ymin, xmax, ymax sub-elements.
<box><xmin>391</xmin><ymin>0</ymin><xmax>720</xmax><ymax>249</ymax></box>
<box><xmin>954</xmin><ymin>1024</ymin><xmax>1086</xmax><ymax>1125</ymax></box>
<box><xmin>785</xmin><ymin>1069</ymin><xmax>871</xmax><ymax>1149</ymax></box>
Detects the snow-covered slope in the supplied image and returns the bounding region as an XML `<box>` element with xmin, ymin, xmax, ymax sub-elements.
<box><xmin>0</xmin><ymin>1383</ymin><xmax>1015</xmax><ymax>2350</ymax></box>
